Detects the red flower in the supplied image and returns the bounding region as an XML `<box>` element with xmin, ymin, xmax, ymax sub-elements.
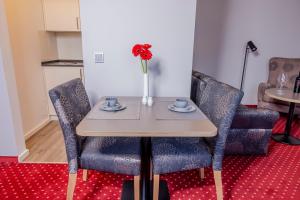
<box><xmin>140</xmin><ymin>49</ymin><xmax>152</xmax><ymax>60</ymax></box>
<box><xmin>143</xmin><ymin>44</ymin><xmax>152</xmax><ymax>49</ymax></box>
<box><xmin>132</xmin><ymin>43</ymin><xmax>152</xmax><ymax>60</ymax></box>
<box><xmin>132</xmin><ymin>44</ymin><xmax>143</xmax><ymax>57</ymax></box>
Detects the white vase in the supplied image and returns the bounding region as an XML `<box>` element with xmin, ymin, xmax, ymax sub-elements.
<box><xmin>142</xmin><ymin>73</ymin><xmax>149</xmax><ymax>104</ymax></box>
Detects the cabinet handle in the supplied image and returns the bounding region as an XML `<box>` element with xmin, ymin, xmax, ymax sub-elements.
<box><xmin>76</xmin><ymin>17</ymin><xmax>80</xmax><ymax>30</ymax></box>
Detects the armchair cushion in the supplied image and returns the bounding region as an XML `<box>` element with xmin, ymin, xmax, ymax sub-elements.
<box><xmin>151</xmin><ymin>138</ymin><xmax>211</xmax><ymax>174</ymax></box>
<box><xmin>231</xmin><ymin>106</ymin><xmax>280</xmax><ymax>129</ymax></box>
<box><xmin>227</xmin><ymin>106</ymin><xmax>279</xmax><ymax>155</ymax></box>
<box><xmin>225</xmin><ymin>129</ymin><xmax>272</xmax><ymax>155</ymax></box>
<box><xmin>81</xmin><ymin>137</ymin><xmax>141</xmax><ymax>176</ymax></box>
<box><xmin>258</xmin><ymin>82</ymin><xmax>272</xmax><ymax>102</ymax></box>
<box><xmin>258</xmin><ymin>82</ymin><xmax>289</xmax><ymax>106</ymax></box>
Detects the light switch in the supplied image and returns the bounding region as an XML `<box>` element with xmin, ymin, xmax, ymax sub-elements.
<box><xmin>94</xmin><ymin>52</ymin><xmax>104</xmax><ymax>63</ymax></box>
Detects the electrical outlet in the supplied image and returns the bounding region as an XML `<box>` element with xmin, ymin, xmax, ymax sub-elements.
<box><xmin>94</xmin><ymin>52</ymin><xmax>104</xmax><ymax>63</ymax></box>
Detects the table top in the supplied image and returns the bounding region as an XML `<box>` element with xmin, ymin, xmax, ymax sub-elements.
<box><xmin>76</xmin><ymin>97</ymin><xmax>217</xmax><ymax>137</ymax></box>
<box><xmin>265</xmin><ymin>88</ymin><xmax>300</xmax><ymax>104</ymax></box>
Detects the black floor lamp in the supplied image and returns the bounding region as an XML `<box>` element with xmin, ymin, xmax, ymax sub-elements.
<box><xmin>240</xmin><ymin>41</ymin><xmax>258</xmax><ymax>91</ymax></box>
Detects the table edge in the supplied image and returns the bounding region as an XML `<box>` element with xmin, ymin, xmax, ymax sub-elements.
<box><xmin>265</xmin><ymin>88</ymin><xmax>300</xmax><ymax>104</ymax></box>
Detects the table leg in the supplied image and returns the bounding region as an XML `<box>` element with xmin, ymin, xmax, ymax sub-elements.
<box><xmin>141</xmin><ymin>137</ymin><xmax>151</xmax><ymax>199</ymax></box>
<box><xmin>272</xmin><ymin>102</ymin><xmax>300</xmax><ymax>145</ymax></box>
<box><xmin>121</xmin><ymin>137</ymin><xmax>170</xmax><ymax>200</ymax></box>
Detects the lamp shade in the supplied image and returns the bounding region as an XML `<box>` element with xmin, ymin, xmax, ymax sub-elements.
<box><xmin>247</xmin><ymin>41</ymin><xmax>257</xmax><ymax>52</ymax></box>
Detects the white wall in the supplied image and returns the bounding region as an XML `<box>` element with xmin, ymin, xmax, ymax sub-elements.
<box><xmin>4</xmin><ymin>0</ymin><xmax>52</xmax><ymax>136</ymax></box>
<box><xmin>0</xmin><ymin>51</ymin><xmax>19</xmax><ymax>155</ymax></box>
<box><xmin>56</xmin><ymin>32</ymin><xmax>83</xmax><ymax>60</ymax></box>
<box><xmin>0</xmin><ymin>0</ymin><xmax>27</xmax><ymax>156</ymax></box>
<box><xmin>80</xmin><ymin>0</ymin><xmax>197</xmax><ymax>103</ymax></box>
<box><xmin>193</xmin><ymin>0</ymin><xmax>300</xmax><ymax>104</ymax></box>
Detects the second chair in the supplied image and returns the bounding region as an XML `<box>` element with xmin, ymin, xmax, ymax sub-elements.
<box><xmin>49</xmin><ymin>78</ymin><xmax>142</xmax><ymax>200</ymax></box>
<box><xmin>151</xmin><ymin>78</ymin><xmax>243</xmax><ymax>200</ymax></box>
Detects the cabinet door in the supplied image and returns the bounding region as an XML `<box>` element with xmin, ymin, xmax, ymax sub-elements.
<box><xmin>44</xmin><ymin>67</ymin><xmax>84</xmax><ymax>116</ymax></box>
<box><xmin>43</xmin><ymin>0</ymin><xmax>80</xmax><ymax>32</ymax></box>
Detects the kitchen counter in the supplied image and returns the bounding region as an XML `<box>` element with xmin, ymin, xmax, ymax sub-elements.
<box><xmin>42</xmin><ymin>60</ymin><xmax>83</xmax><ymax>67</ymax></box>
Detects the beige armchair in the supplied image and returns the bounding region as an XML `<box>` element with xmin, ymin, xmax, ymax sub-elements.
<box><xmin>258</xmin><ymin>57</ymin><xmax>300</xmax><ymax>114</ymax></box>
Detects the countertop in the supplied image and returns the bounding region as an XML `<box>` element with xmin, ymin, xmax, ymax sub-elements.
<box><xmin>41</xmin><ymin>60</ymin><xmax>83</xmax><ymax>67</ymax></box>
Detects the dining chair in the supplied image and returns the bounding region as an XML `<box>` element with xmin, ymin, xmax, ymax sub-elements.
<box><xmin>49</xmin><ymin>78</ymin><xmax>141</xmax><ymax>200</ymax></box>
<box><xmin>151</xmin><ymin>79</ymin><xmax>243</xmax><ymax>200</ymax></box>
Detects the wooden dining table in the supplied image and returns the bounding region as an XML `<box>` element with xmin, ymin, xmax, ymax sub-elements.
<box><xmin>76</xmin><ymin>96</ymin><xmax>217</xmax><ymax>200</ymax></box>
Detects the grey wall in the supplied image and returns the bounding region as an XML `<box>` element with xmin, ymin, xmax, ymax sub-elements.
<box><xmin>80</xmin><ymin>0</ymin><xmax>197</xmax><ymax>104</ymax></box>
<box><xmin>193</xmin><ymin>0</ymin><xmax>300</xmax><ymax>104</ymax></box>
<box><xmin>193</xmin><ymin>0</ymin><xmax>227</xmax><ymax>78</ymax></box>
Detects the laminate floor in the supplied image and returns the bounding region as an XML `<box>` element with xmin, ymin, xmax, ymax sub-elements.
<box><xmin>23</xmin><ymin>121</ymin><xmax>67</xmax><ymax>163</ymax></box>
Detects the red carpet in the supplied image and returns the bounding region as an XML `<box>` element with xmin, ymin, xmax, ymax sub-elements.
<box><xmin>1</xmin><ymin>117</ymin><xmax>300</xmax><ymax>200</ymax></box>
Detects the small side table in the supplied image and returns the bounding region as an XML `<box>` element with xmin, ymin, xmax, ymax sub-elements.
<box><xmin>265</xmin><ymin>88</ymin><xmax>300</xmax><ymax>145</ymax></box>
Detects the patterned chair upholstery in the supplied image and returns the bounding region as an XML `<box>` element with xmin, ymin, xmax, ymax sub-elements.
<box><xmin>151</xmin><ymin>138</ymin><xmax>212</xmax><ymax>175</ymax></box>
<box><xmin>192</xmin><ymin>71</ymin><xmax>279</xmax><ymax>155</ymax></box>
<box><xmin>49</xmin><ymin>78</ymin><xmax>141</xmax><ymax>199</ymax></box>
<box><xmin>151</xmin><ymin>77</ymin><xmax>243</xmax><ymax>200</ymax></box>
<box><xmin>227</xmin><ymin>106</ymin><xmax>279</xmax><ymax>155</ymax></box>
<box><xmin>81</xmin><ymin>137</ymin><xmax>141</xmax><ymax>175</ymax></box>
<box><xmin>258</xmin><ymin>57</ymin><xmax>300</xmax><ymax>114</ymax></box>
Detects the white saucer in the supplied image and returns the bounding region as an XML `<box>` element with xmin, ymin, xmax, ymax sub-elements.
<box><xmin>168</xmin><ymin>104</ymin><xmax>196</xmax><ymax>113</ymax></box>
<box><xmin>100</xmin><ymin>103</ymin><xmax>127</xmax><ymax>112</ymax></box>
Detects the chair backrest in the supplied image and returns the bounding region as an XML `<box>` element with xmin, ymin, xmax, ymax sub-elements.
<box><xmin>191</xmin><ymin>76</ymin><xmax>202</xmax><ymax>104</ymax></box>
<box><xmin>49</xmin><ymin>78</ymin><xmax>91</xmax><ymax>173</ymax></box>
<box><xmin>191</xmin><ymin>71</ymin><xmax>213</xmax><ymax>106</ymax></box>
<box><xmin>268</xmin><ymin>57</ymin><xmax>300</xmax><ymax>88</ymax></box>
<box><xmin>198</xmin><ymin>78</ymin><xmax>243</xmax><ymax>171</ymax></box>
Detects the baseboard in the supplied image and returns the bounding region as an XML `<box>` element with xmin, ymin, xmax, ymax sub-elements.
<box><xmin>24</xmin><ymin>118</ymin><xmax>51</xmax><ymax>140</ymax></box>
<box><xmin>18</xmin><ymin>149</ymin><xmax>29</xmax><ymax>162</ymax></box>
<box><xmin>0</xmin><ymin>156</ymin><xmax>18</xmax><ymax>162</ymax></box>
<box><xmin>50</xmin><ymin>115</ymin><xmax>58</xmax><ymax>120</ymax></box>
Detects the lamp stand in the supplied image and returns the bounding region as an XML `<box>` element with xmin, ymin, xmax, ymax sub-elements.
<box><xmin>240</xmin><ymin>46</ymin><xmax>250</xmax><ymax>91</ymax></box>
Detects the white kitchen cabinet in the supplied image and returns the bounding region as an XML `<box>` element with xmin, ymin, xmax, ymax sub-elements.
<box><xmin>44</xmin><ymin>67</ymin><xmax>84</xmax><ymax>117</ymax></box>
<box><xmin>42</xmin><ymin>0</ymin><xmax>81</xmax><ymax>32</ymax></box>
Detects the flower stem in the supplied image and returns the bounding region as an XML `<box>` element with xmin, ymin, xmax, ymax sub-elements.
<box><xmin>140</xmin><ymin>59</ymin><xmax>148</xmax><ymax>74</ymax></box>
<box><xmin>140</xmin><ymin>58</ymin><xmax>145</xmax><ymax>73</ymax></box>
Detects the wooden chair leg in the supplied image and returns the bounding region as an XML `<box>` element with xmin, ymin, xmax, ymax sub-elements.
<box><xmin>134</xmin><ymin>176</ymin><xmax>140</xmax><ymax>200</ymax></box>
<box><xmin>83</xmin><ymin>169</ymin><xmax>88</xmax><ymax>181</ymax></box>
<box><xmin>67</xmin><ymin>173</ymin><xmax>77</xmax><ymax>200</ymax></box>
<box><xmin>153</xmin><ymin>174</ymin><xmax>160</xmax><ymax>200</ymax></box>
<box><xmin>213</xmin><ymin>170</ymin><xmax>223</xmax><ymax>200</ymax></box>
<box><xmin>199</xmin><ymin>168</ymin><xmax>205</xmax><ymax>180</ymax></box>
